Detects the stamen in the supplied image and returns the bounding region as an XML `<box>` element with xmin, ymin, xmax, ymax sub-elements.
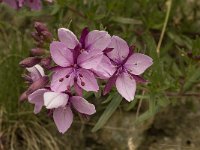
<box><xmin>79</xmin><ymin>74</ymin><xmax>83</xmax><ymax>77</ymax></box>
<box><xmin>65</xmin><ymin>74</ymin><xmax>70</xmax><ymax>78</ymax></box>
<box><xmin>59</xmin><ymin>78</ymin><xmax>64</xmax><ymax>82</ymax></box>
<box><xmin>81</xmin><ymin>82</ymin><xmax>85</xmax><ymax>86</ymax></box>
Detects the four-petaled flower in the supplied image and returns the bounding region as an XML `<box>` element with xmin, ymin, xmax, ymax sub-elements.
<box><xmin>50</xmin><ymin>28</ymin><xmax>111</xmax><ymax>95</ymax></box>
<box><xmin>28</xmin><ymin>90</ymin><xmax>96</xmax><ymax>133</ymax></box>
<box><xmin>104</xmin><ymin>36</ymin><xmax>153</xmax><ymax>101</ymax></box>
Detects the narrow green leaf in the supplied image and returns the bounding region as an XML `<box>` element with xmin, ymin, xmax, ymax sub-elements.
<box><xmin>111</xmin><ymin>17</ymin><xmax>142</xmax><ymax>25</ymax></box>
<box><xmin>183</xmin><ymin>68</ymin><xmax>200</xmax><ymax>92</ymax></box>
<box><xmin>92</xmin><ymin>93</ymin><xmax>122</xmax><ymax>132</ymax></box>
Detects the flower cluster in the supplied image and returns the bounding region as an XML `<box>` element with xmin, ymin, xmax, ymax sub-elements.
<box><xmin>20</xmin><ymin>23</ymin><xmax>153</xmax><ymax>133</ymax></box>
<box><xmin>1</xmin><ymin>0</ymin><xmax>52</xmax><ymax>10</ymax></box>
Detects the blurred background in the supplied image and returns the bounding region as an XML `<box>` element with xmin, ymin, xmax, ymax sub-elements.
<box><xmin>0</xmin><ymin>0</ymin><xmax>200</xmax><ymax>149</ymax></box>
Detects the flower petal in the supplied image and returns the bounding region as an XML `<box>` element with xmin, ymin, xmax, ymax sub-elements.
<box><xmin>28</xmin><ymin>89</ymin><xmax>48</xmax><ymax>114</ymax></box>
<box><xmin>77</xmin><ymin>69</ymin><xmax>99</xmax><ymax>92</ymax></box>
<box><xmin>107</xmin><ymin>36</ymin><xmax>129</xmax><ymax>62</ymax></box>
<box><xmin>25</xmin><ymin>0</ymin><xmax>42</xmax><ymax>10</ymax></box>
<box><xmin>44</xmin><ymin>92</ymin><xmax>68</xmax><ymax>109</ymax></box>
<box><xmin>92</xmin><ymin>55</ymin><xmax>116</xmax><ymax>79</ymax></box>
<box><xmin>116</xmin><ymin>72</ymin><xmax>136</xmax><ymax>101</ymax></box>
<box><xmin>85</xmin><ymin>30</ymin><xmax>111</xmax><ymax>51</ymax></box>
<box><xmin>58</xmin><ymin>28</ymin><xmax>79</xmax><ymax>49</ymax></box>
<box><xmin>77</xmin><ymin>49</ymin><xmax>103</xmax><ymax>69</ymax></box>
<box><xmin>3</xmin><ymin>0</ymin><xmax>18</xmax><ymax>9</ymax></box>
<box><xmin>50</xmin><ymin>68</ymin><xmax>74</xmax><ymax>92</ymax></box>
<box><xmin>124</xmin><ymin>53</ymin><xmax>153</xmax><ymax>75</ymax></box>
<box><xmin>71</xmin><ymin>96</ymin><xmax>96</xmax><ymax>115</ymax></box>
<box><xmin>26</xmin><ymin>64</ymin><xmax>44</xmax><ymax>81</ymax></box>
<box><xmin>50</xmin><ymin>41</ymin><xmax>73</xmax><ymax>67</ymax></box>
<box><xmin>53</xmin><ymin>106</ymin><xmax>73</xmax><ymax>134</ymax></box>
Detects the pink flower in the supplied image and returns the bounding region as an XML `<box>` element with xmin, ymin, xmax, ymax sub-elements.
<box><xmin>43</xmin><ymin>91</ymin><xmax>96</xmax><ymax>133</ymax></box>
<box><xmin>103</xmin><ymin>36</ymin><xmax>153</xmax><ymax>101</ymax></box>
<box><xmin>3</xmin><ymin>0</ymin><xmax>42</xmax><ymax>10</ymax></box>
<box><xmin>50</xmin><ymin>28</ymin><xmax>111</xmax><ymax>94</ymax></box>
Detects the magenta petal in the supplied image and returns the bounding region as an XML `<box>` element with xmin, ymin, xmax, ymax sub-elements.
<box><xmin>50</xmin><ymin>68</ymin><xmax>74</xmax><ymax>92</ymax></box>
<box><xmin>25</xmin><ymin>0</ymin><xmax>42</xmax><ymax>10</ymax></box>
<box><xmin>124</xmin><ymin>53</ymin><xmax>153</xmax><ymax>75</ymax></box>
<box><xmin>58</xmin><ymin>28</ymin><xmax>79</xmax><ymax>49</ymax></box>
<box><xmin>50</xmin><ymin>41</ymin><xmax>73</xmax><ymax>67</ymax></box>
<box><xmin>85</xmin><ymin>30</ymin><xmax>111</xmax><ymax>51</ymax></box>
<box><xmin>53</xmin><ymin>106</ymin><xmax>73</xmax><ymax>134</ymax></box>
<box><xmin>26</xmin><ymin>65</ymin><xmax>44</xmax><ymax>81</ymax></box>
<box><xmin>92</xmin><ymin>55</ymin><xmax>116</xmax><ymax>79</ymax></box>
<box><xmin>44</xmin><ymin>92</ymin><xmax>68</xmax><ymax>109</ymax></box>
<box><xmin>116</xmin><ymin>72</ymin><xmax>136</xmax><ymax>101</ymax></box>
<box><xmin>28</xmin><ymin>89</ymin><xmax>48</xmax><ymax>114</ymax></box>
<box><xmin>71</xmin><ymin>96</ymin><xmax>96</xmax><ymax>115</ymax></box>
<box><xmin>107</xmin><ymin>36</ymin><xmax>129</xmax><ymax>62</ymax></box>
<box><xmin>77</xmin><ymin>69</ymin><xmax>99</xmax><ymax>92</ymax></box>
<box><xmin>77</xmin><ymin>49</ymin><xmax>103</xmax><ymax>69</ymax></box>
<box><xmin>3</xmin><ymin>0</ymin><xmax>18</xmax><ymax>9</ymax></box>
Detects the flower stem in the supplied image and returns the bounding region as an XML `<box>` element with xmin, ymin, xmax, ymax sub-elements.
<box><xmin>156</xmin><ymin>0</ymin><xmax>172</xmax><ymax>56</ymax></box>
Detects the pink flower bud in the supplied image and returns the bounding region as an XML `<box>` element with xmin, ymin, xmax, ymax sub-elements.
<box><xmin>41</xmin><ymin>31</ymin><xmax>53</xmax><ymax>42</ymax></box>
<box><xmin>31</xmin><ymin>48</ymin><xmax>45</xmax><ymax>56</ymax></box>
<box><xmin>41</xmin><ymin>57</ymin><xmax>51</xmax><ymax>68</ymax></box>
<box><xmin>31</xmin><ymin>32</ymin><xmax>41</xmax><ymax>42</ymax></box>
<box><xmin>34</xmin><ymin>22</ymin><xmax>48</xmax><ymax>33</ymax></box>
<box><xmin>26</xmin><ymin>76</ymin><xmax>49</xmax><ymax>95</ymax></box>
<box><xmin>19</xmin><ymin>91</ymin><xmax>28</xmax><ymax>101</ymax></box>
<box><xmin>19</xmin><ymin>57</ymin><xmax>41</xmax><ymax>68</ymax></box>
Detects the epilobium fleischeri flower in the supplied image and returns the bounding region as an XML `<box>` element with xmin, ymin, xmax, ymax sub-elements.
<box><xmin>103</xmin><ymin>36</ymin><xmax>153</xmax><ymax>101</ymax></box>
<box><xmin>50</xmin><ymin>28</ymin><xmax>111</xmax><ymax>95</ymax></box>
<box><xmin>20</xmin><ymin>25</ymin><xmax>153</xmax><ymax>134</ymax></box>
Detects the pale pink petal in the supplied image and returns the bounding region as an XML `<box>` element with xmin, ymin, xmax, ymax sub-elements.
<box><xmin>116</xmin><ymin>72</ymin><xmax>136</xmax><ymax>101</ymax></box>
<box><xmin>50</xmin><ymin>68</ymin><xmax>74</xmax><ymax>92</ymax></box>
<box><xmin>25</xmin><ymin>0</ymin><xmax>42</xmax><ymax>10</ymax></box>
<box><xmin>77</xmin><ymin>49</ymin><xmax>103</xmax><ymax>69</ymax></box>
<box><xmin>28</xmin><ymin>88</ymin><xmax>48</xmax><ymax>114</ymax></box>
<box><xmin>3</xmin><ymin>0</ymin><xmax>18</xmax><ymax>9</ymax></box>
<box><xmin>124</xmin><ymin>53</ymin><xmax>153</xmax><ymax>75</ymax></box>
<box><xmin>26</xmin><ymin>64</ymin><xmax>44</xmax><ymax>81</ymax></box>
<box><xmin>77</xmin><ymin>69</ymin><xmax>99</xmax><ymax>92</ymax></box>
<box><xmin>107</xmin><ymin>36</ymin><xmax>129</xmax><ymax>62</ymax></box>
<box><xmin>71</xmin><ymin>96</ymin><xmax>96</xmax><ymax>115</ymax></box>
<box><xmin>85</xmin><ymin>30</ymin><xmax>111</xmax><ymax>51</ymax></box>
<box><xmin>58</xmin><ymin>28</ymin><xmax>79</xmax><ymax>49</ymax></box>
<box><xmin>44</xmin><ymin>92</ymin><xmax>68</xmax><ymax>109</ymax></box>
<box><xmin>92</xmin><ymin>55</ymin><xmax>116</xmax><ymax>79</ymax></box>
<box><xmin>50</xmin><ymin>41</ymin><xmax>73</xmax><ymax>67</ymax></box>
<box><xmin>53</xmin><ymin>106</ymin><xmax>73</xmax><ymax>134</ymax></box>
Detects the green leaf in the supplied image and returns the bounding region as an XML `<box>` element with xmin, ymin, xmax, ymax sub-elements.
<box><xmin>111</xmin><ymin>17</ymin><xmax>142</xmax><ymax>25</ymax></box>
<box><xmin>92</xmin><ymin>93</ymin><xmax>122</xmax><ymax>132</ymax></box>
<box><xmin>183</xmin><ymin>68</ymin><xmax>200</xmax><ymax>92</ymax></box>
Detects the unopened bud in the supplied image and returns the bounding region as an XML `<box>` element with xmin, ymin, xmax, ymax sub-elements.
<box><xmin>41</xmin><ymin>57</ymin><xmax>51</xmax><ymax>68</ymax></box>
<box><xmin>26</xmin><ymin>76</ymin><xmax>49</xmax><ymax>95</ymax></box>
<box><xmin>41</xmin><ymin>31</ymin><xmax>53</xmax><ymax>42</ymax></box>
<box><xmin>19</xmin><ymin>57</ymin><xmax>41</xmax><ymax>68</ymax></box>
<box><xmin>31</xmin><ymin>48</ymin><xmax>45</xmax><ymax>56</ymax></box>
<box><xmin>34</xmin><ymin>22</ymin><xmax>48</xmax><ymax>33</ymax></box>
<box><xmin>19</xmin><ymin>91</ymin><xmax>28</xmax><ymax>101</ymax></box>
<box><xmin>31</xmin><ymin>32</ymin><xmax>40</xmax><ymax>42</ymax></box>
